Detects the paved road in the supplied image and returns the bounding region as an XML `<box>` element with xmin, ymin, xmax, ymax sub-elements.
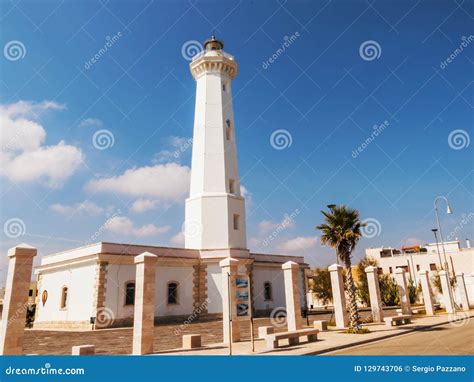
<box><xmin>329</xmin><ymin>319</ymin><xmax>474</xmax><ymax>355</ymax></box>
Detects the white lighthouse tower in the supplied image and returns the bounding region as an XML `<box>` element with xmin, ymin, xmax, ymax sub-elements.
<box><xmin>184</xmin><ymin>36</ymin><xmax>247</xmax><ymax>251</ymax></box>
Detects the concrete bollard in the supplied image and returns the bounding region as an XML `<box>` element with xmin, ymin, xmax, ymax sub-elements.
<box><xmin>72</xmin><ymin>345</ymin><xmax>95</xmax><ymax>355</ymax></box>
<box><xmin>258</xmin><ymin>326</ymin><xmax>274</xmax><ymax>339</ymax></box>
<box><xmin>313</xmin><ymin>320</ymin><xmax>328</xmax><ymax>331</ymax></box>
<box><xmin>182</xmin><ymin>334</ymin><xmax>201</xmax><ymax>349</ymax></box>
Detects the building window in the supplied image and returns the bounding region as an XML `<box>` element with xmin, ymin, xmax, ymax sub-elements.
<box><xmin>225</xmin><ymin>119</ymin><xmax>232</xmax><ymax>141</ymax></box>
<box><xmin>233</xmin><ymin>214</ymin><xmax>240</xmax><ymax>230</ymax></box>
<box><xmin>389</xmin><ymin>267</ymin><xmax>393</xmax><ymax>273</ymax></box>
<box><xmin>264</xmin><ymin>282</ymin><xmax>272</xmax><ymax>301</ymax></box>
<box><xmin>222</xmin><ymin>83</ymin><xmax>227</xmax><ymax>92</ymax></box>
<box><xmin>377</xmin><ymin>267</ymin><xmax>383</xmax><ymax>274</ymax></box>
<box><xmin>125</xmin><ymin>282</ymin><xmax>135</xmax><ymax>306</ymax></box>
<box><xmin>429</xmin><ymin>263</ymin><xmax>437</xmax><ymax>271</ymax></box>
<box><xmin>416</xmin><ymin>264</ymin><xmax>420</xmax><ymax>271</ymax></box>
<box><xmin>29</xmin><ymin>289</ymin><xmax>33</xmax><ymax>297</ymax></box>
<box><xmin>60</xmin><ymin>287</ymin><xmax>68</xmax><ymax>309</ymax></box>
<box><xmin>167</xmin><ymin>282</ymin><xmax>178</xmax><ymax>304</ymax></box>
<box><xmin>229</xmin><ymin>179</ymin><xmax>235</xmax><ymax>194</ymax></box>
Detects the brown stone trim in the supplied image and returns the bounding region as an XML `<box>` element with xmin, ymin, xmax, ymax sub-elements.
<box><xmin>93</xmin><ymin>261</ymin><xmax>108</xmax><ymax>328</ymax></box>
<box><xmin>192</xmin><ymin>263</ymin><xmax>208</xmax><ymax>314</ymax></box>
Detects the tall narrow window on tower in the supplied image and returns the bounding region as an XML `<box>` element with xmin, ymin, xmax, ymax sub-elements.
<box><xmin>233</xmin><ymin>214</ymin><xmax>240</xmax><ymax>230</ymax></box>
<box><xmin>226</xmin><ymin>119</ymin><xmax>232</xmax><ymax>140</ymax></box>
<box><xmin>229</xmin><ymin>179</ymin><xmax>235</xmax><ymax>194</ymax></box>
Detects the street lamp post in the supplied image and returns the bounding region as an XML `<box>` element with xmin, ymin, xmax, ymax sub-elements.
<box><xmin>431</xmin><ymin>228</ymin><xmax>443</xmax><ymax>270</ymax></box>
<box><xmin>433</xmin><ymin>196</ymin><xmax>452</xmax><ymax>274</ymax></box>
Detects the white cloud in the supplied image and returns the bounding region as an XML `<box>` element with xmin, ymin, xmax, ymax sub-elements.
<box><xmin>105</xmin><ymin>216</ymin><xmax>171</xmax><ymax>237</ymax></box>
<box><xmin>258</xmin><ymin>213</ymin><xmax>296</xmax><ymax>235</ymax></box>
<box><xmin>79</xmin><ymin>118</ymin><xmax>103</xmax><ymax>128</ymax></box>
<box><xmin>170</xmin><ymin>231</ymin><xmax>185</xmax><ymax>246</ymax></box>
<box><xmin>130</xmin><ymin>198</ymin><xmax>160</xmax><ymax>213</ymax></box>
<box><xmin>278</xmin><ymin>236</ymin><xmax>318</xmax><ymax>253</ymax></box>
<box><xmin>50</xmin><ymin>200</ymin><xmax>104</xmax><ymax>216</ymax></box>
<box><xmin>0</xmin><ymin>100</ymin><xmax>83</xmax><ymax>188</ymax></box>
<box><xmin>86</xmin><ymin>163</ymin><xmax>190</xmax><ymax>202</ymax></box>
<box><xmin>153</xmin><ymin>136</ymin><xmax>192</xmax><ymax>164</ymax></box>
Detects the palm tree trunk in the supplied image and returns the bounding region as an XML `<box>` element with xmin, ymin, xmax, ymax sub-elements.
<box><xmin>343</xmin><ymin>256</ymin><xmax>361</xmax><ymax>331</ymax></box>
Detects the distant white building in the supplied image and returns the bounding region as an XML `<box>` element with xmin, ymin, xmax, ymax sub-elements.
<box><xmin>366</xmin><ymin>239</ymin><xmax>474</xmax><ymax>305</ymax></box>
<box><xmin>32</xmin><ymin>36</ymin><xmax>308</xmax><ymax>331</ymax></box>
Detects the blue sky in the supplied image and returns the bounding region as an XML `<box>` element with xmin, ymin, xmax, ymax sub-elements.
<box><xmin>1</xmin><ymin>0</ymin><xmax>473</xmax><ymax>285</ymax></box>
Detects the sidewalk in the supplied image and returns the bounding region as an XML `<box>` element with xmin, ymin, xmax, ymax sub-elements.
<box><xmin>153</xmin><ymin>310</ymin><xmax>473</xmax><ymax>356</ymax></box>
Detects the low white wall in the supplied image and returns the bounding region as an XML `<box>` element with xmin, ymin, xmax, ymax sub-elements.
<box><xmin>252</xmin><ymin>267</ymin><xmax>285</xmax><ymax>311</ymax></box>
<box><xmin>105</xmin><ymin>264</ymin><xmax>195</xmax><ymax>319</ymax></box>
<box><xmin>206</xmin><ymin>263</ymin><xmax>222</xmax><ymax>314</ymax></box>
<box><xmin>35</xmin><ymin>261</ymin><xmax>97</xmax><ymax>323</ymax></box>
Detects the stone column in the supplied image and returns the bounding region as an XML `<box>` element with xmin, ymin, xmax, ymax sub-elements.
<box><xmin>455</xmin><ymin>272</ymin><xmax>470</xmax><ymax>311</ymax></box>
<box><xmin>328</xmin><ymin>264</ymin><xmax>348</xmax><ymax>328</ymax></box>
<box><xmin>282</xmin><ymin>261</ymin><xmax>303</xmax><ymax>331</ymax></box>
<box><xmin>395</xmin><ymin>268</ymin><xmax>411</xmax><ymax>315</ymax></box>
<box><xmin>418</xmin><ymin>270</ymin><xmax>435</xmax><ymax>316</ymax></box>
<box><xmin>439</xmin><ymin>270</ymin><xmax>455</xmax><ymax>314</ymax></box>
<box><xmin>0</xmin><ymin>244</ymin><xmax>37</xmax><ymax>355</ymax></box>
<box><xmin>365</xmin><ymin>266</ymin><xmax>384</xmax><ymax>322</ymax></box>
<box><xmin>132</xmin><ymin>252</ymin><xmax>158</xmax><ymax>355</ymax></box>
<box><xmin>220</xmin><ymin>257</ymin><xmax>240</xmax><ymax>343</ymax></box>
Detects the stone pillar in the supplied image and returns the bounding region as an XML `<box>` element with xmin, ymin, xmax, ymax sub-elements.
<box><xmin>0</xmin><ymin>244</ymin><xmax>37</xmax><ymax>355</ymax></box>
<box><xmin>220</xmin><ymin>257</ymin><xmax>240</xmax><ymax>343</ymax></box>
<box><xmin>328</xmin><ymin>264</ymin><xmax>348</xmax><ymax>328</ymax></box>
<box><xmin>455</xmin><ymin>272</ymin><xmax>470</xmax><ymax>311</ymax></box>
<box><xmin>395</xmin><ymin>268</ymin><xmax>411</xmax><ymax>315</ymax></box>
<box><xmin>418</xmin><ymin>270</ymin><xmax>435</xmax><ymax>316</ymax></box>
<box><xmin>132</xmin><ymin>252</ymin><xmax>158</xmax><ymax>355</ymax></box>
<box><xmin>282</xmin><ymin>261</ymin><xmax>303</xmax><ymax>331</ymax></box>
<box><xmin>439</xmin><ymin>270</ymin><xmax>455</xmax><ymax>314</ymax></box>
<box><xmin>365</xmin><ymin>266</ymin><xmax>384</xmax><ymax>322</ymax></box>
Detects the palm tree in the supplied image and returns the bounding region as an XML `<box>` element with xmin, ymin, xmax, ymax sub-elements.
<box><xmin>316</xmin><ymin>205</ymin><xmax>365</xmax><ymax>332</ymax></box>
